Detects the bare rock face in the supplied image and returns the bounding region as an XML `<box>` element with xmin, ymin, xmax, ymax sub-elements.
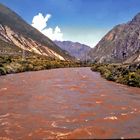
<box><xmin>0</xmin><ymin>24</ymin><xmax>65</xmax><ymax>60</ymax></box>
<box><xmin>54</xmin><ymin>41</ymin><xmax>91</xmax><ymax>60</ymax></box>
<box><xmin>89</xmin><ymin>13</ymin><xmax>140</xmax><ymax>63</ymax></box>
<box><xmin>0</xmin><ymin>4</ymin><xmax>71</xmax><ymax>60</ymax></box>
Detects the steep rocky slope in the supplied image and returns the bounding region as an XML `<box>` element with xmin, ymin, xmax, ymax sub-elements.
<box><xmin>55</xmin><ymin>41</ymin><xmax>91</xmax><ymax>60</ymax></box>
<box><xmin>89</xmin><ymin>13</ymin><xmax>140</xmax><ymax>63</ymax></box>
<box><xmin>0</xmin><ymin>4</ymin><xmax>71</xmax><ymax>60</ymax></box>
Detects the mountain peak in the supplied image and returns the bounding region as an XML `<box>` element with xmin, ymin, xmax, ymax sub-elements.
<box><xmin>0</xmin><ymin>3</ymin><xmax>72</xmax><ymax>60</ymax></box>
<box><xmin>89</xmin><ymin>12</ymin><xmax>140</xmax><ymax>63</ymax></box>
<box><xmin>55</xmin><ymin>41</ymin><xmax>91</xmax><ymax>60</ymax></box>
<box><xmin>131</xmin><ymin>12</ymin><xmax>140</xmax><ymax>23</ymax></box>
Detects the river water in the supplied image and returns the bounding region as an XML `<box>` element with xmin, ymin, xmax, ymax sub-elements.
<box><xmin>0</xmin><ymin>67</ymin><xmax>140</xmax><ymax>139</ymax></box>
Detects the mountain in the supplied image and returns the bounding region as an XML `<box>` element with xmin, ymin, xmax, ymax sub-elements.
<box><xmin>0</xmin><ymin>3</ymin><xmax>72</xmax><ymax>60</ymax></box>
<box><xmin>89</xmin><ymin>13</ymin><xmax>140</xmax><ymax>63</ymax></box>
<box><xmin>54</xmin><ymin>41</ymin><xmax>91</xmax><ymax>60</ymax></box>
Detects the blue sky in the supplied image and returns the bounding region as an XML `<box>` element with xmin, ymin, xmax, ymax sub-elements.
<box><xmin>0</xmin><ymin>0</ymin><xmax>140</xmax><ymax>47</ymax></box>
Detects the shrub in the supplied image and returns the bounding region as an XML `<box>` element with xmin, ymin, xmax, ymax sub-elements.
<box><xmin>127</xmin><ymin>72</ymin><xmax>140</xmax><ymax>87</ymax></box>
<box><xmin>0</xmin><ymin>67</ymin><xmax>7</xmax><ymax>75</ymax></box>
<box><xmin>106</xmin><ymin>73</ymin><xmax>116</xmax><ymax>81</ymax></box>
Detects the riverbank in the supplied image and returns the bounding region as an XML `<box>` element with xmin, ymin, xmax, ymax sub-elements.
<box><xmin>91</xmin><ymin>63</ymin><xmax>140</xmax><ymax>87</ymax></box>
<box><xmin>1</xmin><ymin>55</ymin><xmax>140</xmax><ymax>88</ymax></box>
<box><xmin>0</xmin><ymin>55</ymin><xmax>81</xmax><ymax>76</ymax></box>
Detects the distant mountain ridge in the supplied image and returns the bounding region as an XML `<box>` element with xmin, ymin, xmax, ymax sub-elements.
<box><xmin>89</xmin><ymin>13</ymin><xmax>140</xmax><ymax>63</ymax></box>
<box><xmin>55</xmin><ymin>41</ymin><xmax>91</xmax><ymax>60</ymax></box>
<box><xmin>0</xmin><ymin>3</ymin><xmax>72</xmax><ymax>60</ymax></box>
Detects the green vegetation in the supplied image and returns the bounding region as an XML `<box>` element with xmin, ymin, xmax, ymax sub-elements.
<box><xmin>0</xmin><ymin>55</ymin><xmax>81</xmax><ymax>76</ymax></box>
<box><xmin>91</xmin><ymin>63</ymin><xmax>140</xmax><ymax>87</ymax></box>
<box><xmin>0</xmin><ymin>66</ymin><xmax>6</xmax><ymax>75</ymax></box>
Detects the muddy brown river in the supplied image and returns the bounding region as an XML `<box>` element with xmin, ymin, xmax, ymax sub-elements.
<box><xmin>0</xmin><ymin>67</ymin><xmax>140</xmax><ymax>139</ymax></box>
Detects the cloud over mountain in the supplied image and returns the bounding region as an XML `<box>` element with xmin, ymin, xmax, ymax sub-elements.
<box><xmin>32</xmin><ymin>13</ymin><xmax>63</xmax><ymax>41</ymax></box>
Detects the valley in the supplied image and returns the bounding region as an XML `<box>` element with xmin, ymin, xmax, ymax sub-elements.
<box><xmin>0</xmin><ymin>1</ymin><xmax>140</xmax><ymax>139</ymax></box>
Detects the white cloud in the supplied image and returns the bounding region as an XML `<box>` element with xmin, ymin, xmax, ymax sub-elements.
<box><xmin>31</xmin><ymin>13</ymin><xmax>63</xmax><ymax>41</ymax></box>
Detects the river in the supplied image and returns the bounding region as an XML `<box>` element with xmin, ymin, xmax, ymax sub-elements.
<box><xmin>0</xmin><ymin>67</ymin><xmax>140</xmax><ymax>139</ymax></box>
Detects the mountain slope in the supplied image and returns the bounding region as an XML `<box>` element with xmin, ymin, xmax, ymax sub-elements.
<box><xmin>89</xmin><ymin>13</ymin><xmax>140</xmax><ymax>63</ymax></box>
<box><xmin>55</xmin><ymin>41</ymin><xmax>91</xmax><ymax>60</ymax></box>
<box><xmin>0</xmin><ymin>3</ymin><xmax>72</xmax><ymax>60</ymax></box>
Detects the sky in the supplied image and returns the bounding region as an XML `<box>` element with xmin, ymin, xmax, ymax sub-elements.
<box><xmin>0</xmin><ymin>0</ymin><xmax>140</xmax><ymax>47</ymax></box>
